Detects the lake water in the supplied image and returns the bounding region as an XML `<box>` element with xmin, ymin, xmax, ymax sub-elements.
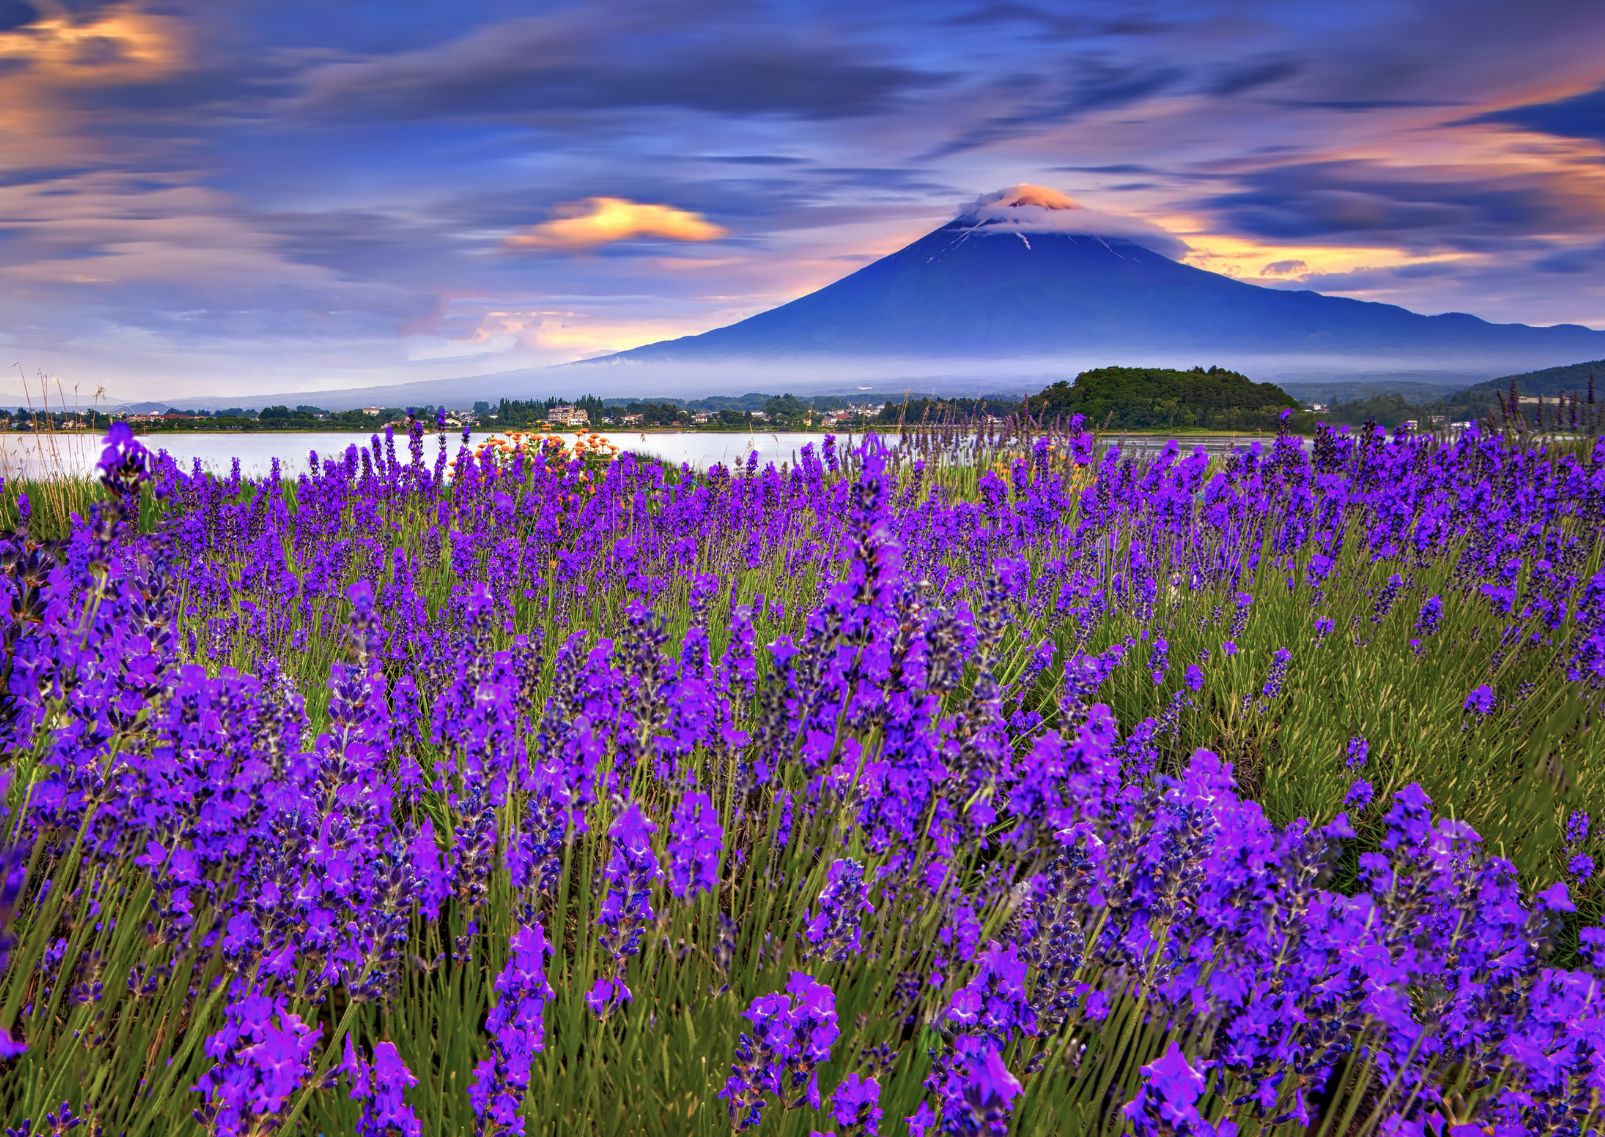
<box><xmin>0</xmin><ymin>430</ymin><xmax>877</xmax><ymax>480</ymax></box>
<box><xmin>0</xmin><ymin>429</ymin><xmax>1273</xmax><ymax>481</ymax></box>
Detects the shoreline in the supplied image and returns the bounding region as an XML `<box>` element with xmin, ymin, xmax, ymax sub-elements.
<box><xmin>3</xmin><ymin>424</ymin><xmax>1293</xmax><ymax>439</ymax></box>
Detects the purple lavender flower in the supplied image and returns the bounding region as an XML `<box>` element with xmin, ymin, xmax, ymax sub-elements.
<box><xmin>926</xmin><ymin>1045</ymin><xmax>1024</xmax><ymax>1136</ymax></box>
<box><xmin>1464</xmin><ymin>684</ymin><xmax>1496</xmax><ymax>715</ymax></box>
<box><xmin>592</xmin><ymin>799</ymin><xmax>662</xmax><ymax>1016</ymax></box>
<box><xmin>96</xmin><ymin>422</ymin><xmax>151</xmax><ymax>496</ymax></box>
<box><xmin>342</xmin><ymin>1038</ymin><xmax>423</xmax><ymax>1137</ymax></box>
<box><xmin>1535</xmin><ymin>880</ymin><xmax>1574</xmax><ymax>912</ymax></box>
<box><xmin>1345</xmin><ymin>736</ymin><xmax>1369</xmax><ymax>769</ymax></box>
<box><xmin>804</xmin><ymin>859</ymin><xmax>875</xmax><ymax>962</ymax></box>
<box><xmin>1148</xmin><ymin>638</ymin><xmax>1170</xmax><ymax>686</ymax></box>
<box><xmin>469</xmin><ymin>923</ymin><xmax>555</xmax><ymax>1137</ymax></box>
<box><xmin>0</xmin><ymin>804</ymin><xmax>26</xmax><ymax>1063</ymax></box>
<box><xmin>945</xmin><ymin>941</ymin><xmax>1036</xmax><ymax>1049</ymax></box>
<box><xmin>1414</xmin><ymin>595</ymin><xmax>1443</xmax><ymax>636</ymax></box>
<box><xmin>1345</xmin><ymin>779</ymin><xmax>1375</xmax><ymax>812</ymax></box>
<box><xmin>1371</xmin><ymin>573</ymin><xmax>1406</xmax><ymax>622</ymax></box>
<box><xmin>720</xmin><ymin>974</ymin><xmax>840</xmax><ymax>1130</ymax></box>
<box><xmin>830</xmin><ymin>1072</ymin><xmax>882</xmax><ymax>1135</ymax></box>
<box><xmin>666</xmin><ymin>790</ymin><xmax>722</xmax><ymax>901</ymax></box>
<box><xmin>585</xmin><ymin>976</ymin><xmax>632</xmax><ymax>1017</ymax></box>
<box><xmin>1260</xmin><ymin>647</ymin><xmax>1291</xmax><ymax>698</ymax></box>
<box><xmin>195</xmin><ymin>989</ymin><xmax>322</xmax><ymax>1137</ymax></box>
<box><xmin>1123</xmin><ymin>1042</ymin><xmax>1235</xmax><ymax>1137</ymax></box>
<box><xmin>1565</xmin><ymin>810</ymin><xmax>1590</xmax><ymax>845</ymax></box>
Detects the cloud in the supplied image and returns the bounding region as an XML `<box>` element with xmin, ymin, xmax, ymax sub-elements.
<box><xmin>6</xmin><ymin>0</ymin><xmax>1605</xmax><ymax>398</ymax></box>
<box><xmin>1533</xmin><ymin>239</ymin><xmax>1605</xmax><ymax>275</ymax></box>
<box><xmin>453</xmin><ymin>308</ymin><xmax>714</xmax><ymax>359</ymax></box>
<box><xmin>1204</xmin><ymin>58</ymin><xmax>1301</xmax><ymax>98</ymax></box>
<box><xmin>0</xmin><ymin>1</ymin><xmax>36</xmax><ymax>33</ymax></box>
<box><xmin>0</xmin><ymin>3</ymin><xmax>185</xmax><ymax>84</ymax></box>
<box><xmin>505</xmin><ymin>197</ymin><xmax>728</xmax><ymax>251</ymax></box>
<box><xmin>953</xmin><ymin>184</ymin><xmax>1189</xmax><ymax>258</ymax></box>
<box><xmin>942</xmin><ymin>4</ymin><xmax>1170</xmax><ymax>40</ymax></box>
<box><xmin>1464</xmin><ymin>84</ymin><xmax>1605</xmax><ymax>143</ymax></box>
<box><xmin>695</xmin><ymin>154</ymin><xmax>810</xmax><ymax>166</ymax></box>
<box><xmin>0</xmin><ymin>2</ymin><xmax>193</xmax><ymax>168</ymax></box>
<box><xmin>292</xmin><ymin>13</ymin><xmax>942</xmax><ymax>123</ymax></box>
<box><xmin>1255</xmin><ymin>255</ymin><xmax>1605</xmax><ymax>328</ymax></box>
<box><xmin>919</xmin><ymin>59</ymin><xmax>1186</xmax><ymax>159</ymax></box>
<box><xmin>1202</xmin><ymin>158</ymin><xmax>1605</xmax><ymax>253</ymax></box>
<box><xmin>1274</xmin><ymin>98</ymin><xmax>1466</xmax><ymax>112</ymax></box>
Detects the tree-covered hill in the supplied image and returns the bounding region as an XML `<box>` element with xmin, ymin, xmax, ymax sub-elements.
<box><xmin>1439</xmin><ymin>358</ymin><xmax>1604</xmax><ymax>422</ymax></box>
<box><xmin>1323</xmin><ymin>358</ymin><xmax>1605</xmax><ymax>429</ymax></box>
<box><xmin>1027</xmin><ymin>365</ymin><xmax>1305</xmax><ymax>430</ymax></box>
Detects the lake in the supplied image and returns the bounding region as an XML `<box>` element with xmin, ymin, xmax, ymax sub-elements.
<box><xmin>0</xmin><ymin>430</ymin><xmax>879</xmax><ymax>480</ymax></box>
<box><xmin>0</xmin><ymin>429</ymin><xmax>1274</xmax><ymax>481</ymax></box>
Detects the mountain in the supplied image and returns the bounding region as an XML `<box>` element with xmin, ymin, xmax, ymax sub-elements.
<box><xmin>579</xmin><ymin>185</ymin><xmax>1605</xmax><ymax>386</ymax></box>
<box><xmin>1468</xmin><ymin>358</ymin><xmax>1605</xmax><ymax>400</ymax></box>
<box><xmin>1431</xmin><ymin>357</ymin><xmax>1605</xmax><ymax>423</ymax></box>
<box><xmin>146</xmin><ymin>186</ymin><xmax>1605</xmax><ymax>411</ymax></box>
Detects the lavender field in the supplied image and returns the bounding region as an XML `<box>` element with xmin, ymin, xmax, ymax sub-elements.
<box><xmin>1</xmin><ymin>418</ymin><xmax>1603</xmax><ymax>1136</ymax></box>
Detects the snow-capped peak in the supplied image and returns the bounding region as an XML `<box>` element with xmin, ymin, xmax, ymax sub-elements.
<box><xmin>971</xmin><ymin>183</ymin><xmax>1081</xmax><ymax>212</ymax></box>
<box><xmin>953</xmin><ymin>184</ymin><xmax>1187</xmax><ymax>259</ymax></box>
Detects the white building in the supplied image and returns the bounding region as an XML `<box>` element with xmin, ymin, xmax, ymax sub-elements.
<box><xmin>548</xmin><ymin>404</ymin><xmax>590</xmax><ymax>428</ymax></box>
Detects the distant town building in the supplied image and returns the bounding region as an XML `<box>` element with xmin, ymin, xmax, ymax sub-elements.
<box><xmin>360</xmin><ymin>406</ymin><xmax>383</xmax><ymax>416</ymax></box>
<box><xmin>547</xmin><ymin>404</ymin><xmax>589</xmax><ymax>428</ymax></box>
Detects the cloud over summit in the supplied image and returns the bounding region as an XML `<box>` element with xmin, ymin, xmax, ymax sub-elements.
<box><xmin>953</xmin><ymin>183</ymin><xmax>1190</xmax><ymax>258</ymax></box>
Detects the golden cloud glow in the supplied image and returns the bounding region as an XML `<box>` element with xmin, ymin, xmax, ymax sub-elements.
<box><xmin>506</xmin><ymin>197</ymin><xmax>728</xmax><ymax>251</ymax></box>
<box><xmin>0</xmin><ymin>3</ymin><xmax>184</xmax><ymax>84</ymax></box>
<box><xmin>457</xmin><ymin>309</ymin><xmax>720</xmax><ymax>357</ymax></box>
<box><xmin>1158</xmin><ymin>213</ymin><xmax>1473</xmax><ymax>284</ymax></box>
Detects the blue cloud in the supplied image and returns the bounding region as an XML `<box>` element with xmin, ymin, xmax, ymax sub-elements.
<box><xmin>1466</xmin><ymin>85</ymin><xmax>1605</xmax><ymax>143</ymax></box>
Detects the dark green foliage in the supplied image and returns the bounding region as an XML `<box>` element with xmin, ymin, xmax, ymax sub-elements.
<box><xmin>1322</xmin><ymin>359</ymin><xmax>1605</xmax><ymax>431</ymax></box>
<box><xmin>1027</xmin><ymin>365</ymin><xmax>1307</xmax><ymax>430</ymax></box>
<box><xmin>873</xmin><ymin>395</ymin><xmax>1024</xmax><ymax>424</ymax></box>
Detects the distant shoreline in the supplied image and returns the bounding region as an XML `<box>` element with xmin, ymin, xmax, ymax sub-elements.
<box><xmin>4</xmin><ymin>424</ymin><xmax>1286</xmax><ymax>439</ymax></box>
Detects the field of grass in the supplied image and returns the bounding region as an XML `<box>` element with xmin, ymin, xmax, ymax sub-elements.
<box><xmin>0</xmin><ymin>420</ymin><xmax>1601</xmax><ymax>1135</ymax></box>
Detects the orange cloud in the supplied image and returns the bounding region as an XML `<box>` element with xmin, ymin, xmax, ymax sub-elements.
<box><xmin>454</xmin><ymin>309</ymin><xmax>716</xmax><ymax>357</ymax></box>
<box><xmin>506</xmin><ymin>197</ymin><xmax>727</xmax><ymax>251</ymax></box>
<box><xmin>0</xmin><ymin>3</ymin><xmax>184</xmax><ymax>84</ymax></box>
<box><xmin>0</xmin><ymin>3</ymin><xmax>187</xmax><ymax>166</ymax></box>
<box><xmin>1154</xmin><ymin>213</ymin><xmax>1473</xmax><ymax>284</ymax></box>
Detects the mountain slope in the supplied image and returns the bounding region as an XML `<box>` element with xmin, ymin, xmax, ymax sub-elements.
<box><xmin>1472</xmin><ymin>358</ymin><xmax>1605</xmax><ymax>398</ymax></box>
<box><xmin>608</xmin><ymin>222</ymin><xmax>1604</xmax><ymax>361</ymax></box>
<box><xmin>592</xmin><ymin>187</ymin><xmax>1605</xmax><ymax>374</ymax></box>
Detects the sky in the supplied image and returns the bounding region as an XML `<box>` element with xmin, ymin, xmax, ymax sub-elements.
<box><xmin>3</xmin><ymin>0</ymin><xmax>1605</xmax><ymax>403</ymax></box>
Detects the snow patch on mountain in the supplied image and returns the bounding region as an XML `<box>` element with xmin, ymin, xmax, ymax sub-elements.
<box><xmin>955</xmin><ymin>183</ymin><xmax>1188</xmax><ymax>260</ymax></box>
